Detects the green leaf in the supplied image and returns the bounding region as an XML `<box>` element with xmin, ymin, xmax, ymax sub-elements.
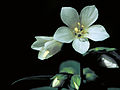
<box><xmin>30</xmin><ymin>86</ymin><xmax>58</xmax><ymax>90</ymax></box>
<box><xmin>107</xmin><ymin>88</ymin><xmax>120</xmax><ymax>90</ymax></box>
<box><xmin>61</xmin><ymin>88</ymin><xmax>74</xmax><ymax>90</ymax></box>
<box><xmin>70</xmin><ymin>75</ymin><xmax>81</xmax><ymax>90</ymax></box>
<box><xmin>61</xmin><ymin>88</ymin><xmax>69</xmax><ymax>90</ymax></box>
<box><xmin>83</xmin><ymin>47</ymin><xmax>116</xmax><ymax>56</ymax></box>
<box><xmin>59</xmin><ymin>60</ymin><xmax>80</xmax><ymax>74</ymax></box>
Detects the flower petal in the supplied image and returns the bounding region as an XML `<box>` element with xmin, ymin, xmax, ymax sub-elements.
<box><xmin>31</xmin><ymin>36</ymin><xmax>53</xmax><ymax>50</ymax></box>
<box><xmin>61</xmin><ymin>7</ymin><xmax>79</xmax><ymax>28</ymax></box>
<box><xmin>38</xmin><ymin>49</ymin><xmax>48</xmax><ymax>60</ymax></box>
<box><xmin>38</xmin><ymin>40</ymin><xmax>63</xmax><ymax>60</ymax></box>
<box><xmin>80</xmin><ymin>5</ymin><xmax>98</xmax><ymax>28</ymax></box>
<box><xmin>72</xmin><ymin>39</ymin><xmax>90</xmax><ymax>54</ymax></box>
<box><xmin>53</xmin><ymin>27</ymin><xmax>74</xmax><ymax>43</ymax></box>
<box><xmin>87</xmin><ymin>25</ymin><xmax>110</xmax><ymax>41</ymax></box>
<box><xmin>35</xmin><ymin>36</ymin><xmax>53</xmax><ymax>41</ymax></box>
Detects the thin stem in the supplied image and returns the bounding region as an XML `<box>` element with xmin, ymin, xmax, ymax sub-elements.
<box><xmin>11</xmin><ymin>75</ymin><xmax>53</xmax><ymax>85</ymax></box>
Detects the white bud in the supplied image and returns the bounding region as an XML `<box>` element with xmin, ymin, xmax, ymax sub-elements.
<box><xmin>52</xmin><ymin>77</ymin><xmax>61</xmax><ymax>88</ymax></box>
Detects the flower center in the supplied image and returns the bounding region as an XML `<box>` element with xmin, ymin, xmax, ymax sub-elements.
<box><xmin>73</xmin><ymin>22</ymin><xmax>87</xmax><ymax>38</ymax></box>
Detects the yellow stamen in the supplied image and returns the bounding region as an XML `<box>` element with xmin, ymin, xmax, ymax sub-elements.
<box><xmin>43</xmin><ymin>50</ymin><xmax>49</xmax><ymax>58</ymax></box>
<box><xmin>74</xmin><ymin>27</ymin><xmax>79</xmax><ymax>32</ymax></box>
<box><xmin>80</xmin><ymin>30</ymin><xmax>86</xmax><ymax>34</ymax></box>
<box><xmin>77</xmin><ymin>22</ymin><xmax>80</xmax><ymax>26</ymax></box>
<box><xmin>81</xmin><ymin>25</ymin><xmax>84</xmax><ymax>28</ymax></box>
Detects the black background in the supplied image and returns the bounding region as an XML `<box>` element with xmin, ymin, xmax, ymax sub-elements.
<box><xmin>3</xmin><ymin>0</ymin><xmax>120</xmax><ymax>89</ymax></box>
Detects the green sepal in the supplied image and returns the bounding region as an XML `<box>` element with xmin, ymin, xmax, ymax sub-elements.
<box><xmin>70</xmin><ymin>75</ymin><xmax>81</xmax><ymax>90</ymax></box>
<box><xmin>83</xmin><ymin>67</ymin><xmax>94</xmax><ymax>75</ymax></box>
<box><xmin>51</xmin><ymin>74</ymin><xmax>67</xmax><ymax>80</ymax></box>
<box><xmin>51</xmin><ymin>74</ymin><xmax>68</xmax><ymax>87</ymax></box>
<box><xmin>60</xmin><ymin>67</ymin><xmax>75</xmax><ymax>74</ymax></box>
<box><xmin>85</xmin><ymin>73</ymin><xmax>97</xmax><ymax>81</ymax></box>
<box><xmin>59</xmin><ymin>60</ymin><xmax>80</xmax><ymax>74</ymax></box>
<box><xmin>83</xmin><ymin>67</ymin><xmax>98</xmax><ymax>81</ymax></box>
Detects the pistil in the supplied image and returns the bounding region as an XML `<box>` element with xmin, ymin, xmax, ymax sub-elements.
<box><xmin>73</xmin><ymin>22</ymin><xmax>87</xmax><ymax>38</ymax></box>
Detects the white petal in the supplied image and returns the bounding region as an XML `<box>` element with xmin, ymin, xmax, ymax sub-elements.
<box><xmin>44</xmin><ymin>40</ymin><xmax>63</xmax><ymax>54</ymax></box>
<box><xmin>72</xmin><ymin>39</ymin><xmax>90</xmax><ymax>54</ymax></box>
<box><xmin>61</xmin><ymin>7</ymin><xmax>79</xmax><ymax>28</ymax></box>
<box><xmin>80</xmin><ymin>5</ymin><xmax>98</xmax><ymax>28</ymax></box>
<box><xmin>53</xmin><ymin>27</ymin><xmax>74</xmax><ymax>43</ymax></box>
<box><xmin>31</xmin><ymin>41</ymin><xmax>43</xmax><ymax>51</ymax></box>
<box><xmin>87</xmin><ymin>25</ymin><xmax>110</xmax><ymax>41</ymax></box>
<box><xmin>35</xmin><ymin>36</ymin><xmax>53</xmax><ymax>41</ymax></box>
<box><xmin>31</xmin><ymin>36</ymin><xmax>53</xmax><ymax>50</ymax></box>
<box><xmin>38</xmin><ymin>48</ymin><xmax>47</xmax><ymax>60</ymax></box>
<box><xmin>38</xmin><ymin>40</ymin><xmax>63</xmax><ymax>60</ymax></box>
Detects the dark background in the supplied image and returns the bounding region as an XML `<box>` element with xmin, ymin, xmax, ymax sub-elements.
<box><xmin>3</xmin><ymin>0</ymin><xmax>120</xmax><ymax>89</ymax></box>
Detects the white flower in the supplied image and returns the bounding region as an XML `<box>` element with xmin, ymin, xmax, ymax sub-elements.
<box><xmin>53</xmin><ymin>5</ymin><xmax>110</xmax><ymax>54</ymax></box>
<box><xmin>31</xmin><ymin>36</ymin><xmax>63</xmax><ymax>60</ymax></box>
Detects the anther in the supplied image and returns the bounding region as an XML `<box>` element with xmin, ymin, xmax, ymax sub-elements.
<box><xmin>74</xmin><ymin>27</ymin><xmax>79</xmax><ymax>32</ymax></box>
<box><xmin>78</xmin><ymin>34</ymin><xmax>81</xmax><ymax>37</ymax></box>
<box><xmin>80</xmin><ymin>28</ymin><xmax>83</xmax><ymax>31</ymax></box>
<box><xmin>74</xmin><ymin>33</ymin><xmax>77</xmax><ymax>36</ymax></box>
<box><xmin>81</xmin><ymin>25</ymin><xmax>84</xmax><ymax>28</ymax></box>
<box><xmin>80</xmin><ymin>25</ymin><xmax>84</xmax><ymax>31</ymax></box>
<box><xmin>77</xmin><ymin>22</ymin><xmax>80</xmax><ymax>26</ymax></box>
